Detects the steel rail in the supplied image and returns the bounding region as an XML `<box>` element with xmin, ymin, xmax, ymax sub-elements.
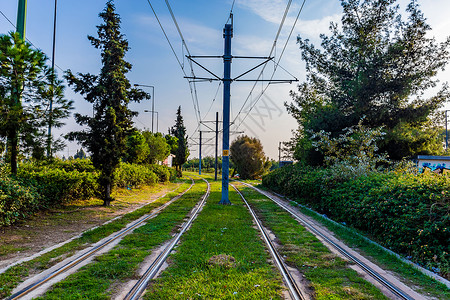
<box><xmin>7</xmin><ymin>178</ymin><xmax>196</xmax><ymax>300</ymax></box>
<box><xmin>238</xmin><ymin>181</ymin><xmax>414</xmax><ymax>300</ymax></box>
<box><xmin>124</xmin><ymin>176</ymin><xmax>211</xmax><ymax>300</ymax></box>
<box><xmin>231</xmin><ymin>184</ymin><xmax>306</xmax><ymax>300</ymax></box>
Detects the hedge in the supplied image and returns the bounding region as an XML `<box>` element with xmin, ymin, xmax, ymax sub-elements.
<box><xmin>1</xmin><ymin>160</ymin><xmax>176</xmax><ymax>226</ymax></box>
<box><xmin>263</xmin><ymin>164</ymin><xmax>449</xmax><ymax>276</ymax></box>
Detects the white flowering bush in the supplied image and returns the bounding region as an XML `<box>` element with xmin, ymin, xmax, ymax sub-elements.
<box><xmin>310</xmin><ymin>118</ymin><xmax>388</xmax><ymax>181</ymax></box>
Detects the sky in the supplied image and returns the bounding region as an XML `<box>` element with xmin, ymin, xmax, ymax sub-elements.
<box><xmin>1</xmin><ymin>0</ymin><xmax>450</xmax><ymax>160</ymax></box>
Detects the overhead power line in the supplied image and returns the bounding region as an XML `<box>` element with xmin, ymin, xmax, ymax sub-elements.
<box><xmin>145</xmin><ymin>0</ymin><xmax>201</xmax><ymax>125</ymax></box>
<box><xmin>233</xmin><ymin>0</ymin><xmax>307</xmax><ymax>129</ymax></box>
<box><xmin>232</xmin><ymin>0</ymin><xmax>293</xmax><ymax>124</ymax></box>
<box><xmin>0</xmin><ymin>8</ymin><xmax>65</xmax><ymax>73</ymax></box>
<box><xmin>164</xmin><ymin>0</ymin><xmax>202</xmax><ymax>123</ymax></box>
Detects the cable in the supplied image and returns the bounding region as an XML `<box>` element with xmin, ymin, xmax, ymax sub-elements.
<box><xmin>145</xmin><ymin>0</ymin><xmax>200</xmax><ymax>125</ymax></box>
<box><xmin>202</xmin><ymin>82</ymin><xmax>222</xmax><ymax>120</ymax></box>
<box><xmin>234</xmin><ymin>0</ymin><xmax>306</xmax><ymax>129</ymax></box>
<box><xmin>226</xmin><ymin>0</ymin><xmax>236</xmax><ymax>24</ymax></box>
<box><xmin>0</xmin><ymin>9</ymin><xmax>65</xmax><ymax>73</ymax></box>
<box><xmin>232</xmin><ymin>0</ymin><xmax>293</xmax><ymax>125</ymax></box>
<box><xmin>164</xmin><ymin>0</ymin><xmax>202</xmax><ymax>123</ymax></box>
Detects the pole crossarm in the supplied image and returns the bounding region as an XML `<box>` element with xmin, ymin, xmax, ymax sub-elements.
<box><xmin>185</xmin><ymin>76</ymin><xmax>221</xmax><ymax>82</ymax></box>
<box><xmin>186</xmin><ymin>56</ymin><xmax>221</xmax><ymax>80</ymax></box>
<box><xmin>234</xmin><ymin>79</ymin><xmax>298</xmax><ymax>83</ymax></box>
<box><xmin>233</xmin><ymin>57</ymin><xmax>273</xmax><ymax>81</ymax></box>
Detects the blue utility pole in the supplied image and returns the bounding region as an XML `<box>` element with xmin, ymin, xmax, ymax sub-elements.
<box><xmin>219</xmin><ymin>23</ymin><xmax>233</xmax><ymax>205</ymax></box>
<box><xmin>184</xmin><ymin>14</ymin><xmax>296</xmax><ymax>204</ymax></box>
<box><xmin>199</xmin><ymin>131</ymin><xmax>202</xmax><ymax>175</ymax></box>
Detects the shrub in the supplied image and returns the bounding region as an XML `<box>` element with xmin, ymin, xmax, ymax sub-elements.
<box><xmin>263</xmin><ymin>164</ymin><xmax>450</xmax><ymax>277</ymax></box>
<box><xmin>17</xmin><ymin>165</ymin><xmax>99</xmax><ymax>206</ymax></box>
<box><xmin>0</xmin><ymin>174</ymin><xmax>41</xmax><ymax>226</ymax></box>
<box><xmin>148</xmin><ymin>164</ymin><xmax>171</xmax><ymax>182</ymax></box>
<box><xmin>114</xmin><ymin>163</ymin><xmax>157</xmax><ymax>188</ymax></box>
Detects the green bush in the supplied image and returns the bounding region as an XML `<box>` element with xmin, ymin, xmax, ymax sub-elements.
<box><xmin>114</xmin><ymin>163</ymin><xmax>157</xmax><ymax>188</ymax></box>
<box><xmin>263</xmin><ymin>164</ymin><xmax>450</xmax><ymax>276</ymax></box>
<box><xmin>148</xmin><ymin>164</ymin><xmax>171</xmax><ymax>182</ymax></box>
<box><xmin>18</xmin><ymin>165</ymin><xmax>99</xmax><ymax>206</ymax></box>
<box><xmin>0</xmin><ymin>174</ymin><xmax>41</xmax><ymax>226</ymax></box>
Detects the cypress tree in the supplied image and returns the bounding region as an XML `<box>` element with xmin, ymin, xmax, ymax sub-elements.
<box><xmin>66</xmin><ymin>1</ymin><xmax>148</xmax><ymax>205</ymax></box>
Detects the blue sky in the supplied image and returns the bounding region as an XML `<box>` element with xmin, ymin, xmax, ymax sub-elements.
<box><xmin>1</xmin><ymin>0</ymin><xmax>449</xmax><ymax>159</ymax></box>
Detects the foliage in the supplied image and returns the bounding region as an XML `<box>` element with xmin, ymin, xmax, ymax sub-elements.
<box><xmin>65</xmin><ymin>1</ymin><xmax>148</xmax><ymax>206</ymax></box>
<box><xmin>0</xmin><ymin>32</ymin><xmax>73</xmax><ymax>173</ymax></box>
<box><xmin>263</xmin><ymin>165</ymin><xmax>450</xmax><ymax>277</ymax></box>
<box><xmin>113</xmin><ymin>162</ymin><xmax>157</xmax><ymax>188</ymax></box>
<box><xmin>164</xmin><ymin>134</ymin><xmax>178</xmax><ymax>154</ymax></box>
<box><xmin>142</xmin><ymin>131</ymin><xmax>170</xmax><ymax>164</ymax></box>
<box><xmin>148</xmin><ymin>164</ymin><xmax>174</xmax><ymax>182</ymax></box>
<box><xmin>124</xmin><ymin>129</ymin><xmax>149</xmax><ymax>164</ymax></box>
<box><xmin>0</xmin><ymin>174</ymin><xmax>41</xmax><ymax>226</ymax></box>
<box><xmin>17</xmin><ymin>165</ymin><xmax>99</xmax><ymax>206</ymax></box>
<box><xmin>310</xmin><ymin>119</ymin><xmax>389</xmax><ymax>181</ymax></box>
<box><xmin>170</xmin><ymin>106</ymin><xmax>189</xmax><ymax>176</ymax></box>
<box><xmin>74</xmin><ymin>148</ymin><xmax>87</xmax><ymax>160</ymax></box>
<box><xmin>287</xmin><ymin>0</ymin><xmax>450</xmax><ymax>163</ymax></box>
<box><xmin>230</xmin><ymin>135</ymin><xmax>268</xmax><ymax>179</ymax></box>
<box><xmin>183</xmin><ymin>156</ymin><xmax>222</xmax><ymax>173</ymax></box>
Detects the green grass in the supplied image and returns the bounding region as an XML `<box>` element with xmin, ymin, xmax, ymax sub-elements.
<box><xmin>37</xmin><ymin>178</ymin><xmax>207</xmax><ymax>299</ymax></box>
<box><xmin>238</xmin><ymin>184</ymin><xmax>388</xmax><ymax>300</ymax></box>
<box><xmin>145</xmin><ymin>176</ymin><xmax>284</xmax><ymax>299</ymax></box>
<box><xmin>277</xmin><ymin>191</ymin><xmax>450</xmax><ymax>299</ymax></box>
<box><xmin>0</xmin><ymin>179</ymin><xmax>190</xmax><ymax>299</ymax></box>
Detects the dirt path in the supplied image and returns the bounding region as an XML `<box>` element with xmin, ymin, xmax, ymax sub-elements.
<box><xmin>0</xmin><ymin>182</ymin><xmax>181</xmax><ymax>270</ymax></box>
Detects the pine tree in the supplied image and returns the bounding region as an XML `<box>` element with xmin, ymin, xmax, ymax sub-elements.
<box><xmin>170</xmin><ymin>106</ymin><xmax>189</xmax><ymax>176</ymax></box>
<box><xmin>65</xmin><ymin>1</ymin><xmax>149</xmax><ymax>206</ymax></box>
<box><xmin>287</xmin><ymin>0</ymin><xmax>450</xmax><ymax>162</ymax></box>
<box><xmin>0</xmin><ymin>32</ymin><xmax>72</xmax><ymax>173</ymax></box>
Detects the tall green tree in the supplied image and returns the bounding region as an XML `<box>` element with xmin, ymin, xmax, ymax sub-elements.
<box><xmin>142</xmin><ymin>131</ymin><xmax>170</xmax><ymax>164</ymax></box>
<box><xmin>124</xmin><ymin>129</ymin><xmax>149</xmax><ymax>164</ymax></box>
<box><xmin>65</xmin><ymin>1</ymin><xmax>148</xmax><ymax>206</ymax></box>
<box><xmin>0</xmin><ymin>32</ymin><xmax>73</xmax><ymax>173</ymax></box>
<box><xmin>170</xmin><ymin>106</ymin><xmax>189</xmax><ymax>176</ymax></box>
<box><xmin>287</xmin><ymin>0</ymin><xmax>450</xmax><ymax>163</ymax></box>
<box><xmin>230</xmin><ymin>135</ymin><xmax>268</xmax><ymax>179</ymax></box>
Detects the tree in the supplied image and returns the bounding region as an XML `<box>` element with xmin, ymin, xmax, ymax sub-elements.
<box><xmin>230</xmin><ymin>135</ymin><xmax>268</xmax><ymax>179</ymax></box>
<box><xmin>65</xmin><ymin>1</ymin><xmax>148</xmax><ymax>206</ymax></box>
<box><xmin>170</xmin><ymin>106</ymin><xmax>189</xmax><ymax>176</ymax></box>
<box><xmin>124</xmin><ymin>129</ymin><xmax>149</xmax><ymax>164</ymax></box>
<box><xmin>74</xmin><ymin>148</ymin><xmax>87</xmax><ymax>160</ymax></box>
<box><xmin>287</xmin><ymin>0</ymin><xmax>450</xmax><ymax>163</ymax></box>
<box><xmin>0</xmin><ymin>32</ymin><xmax>73</xmax><ymax>173</ymax></box>
<box><xmin>165</xmin><ymin>134</ymin><xmax>178</xmax><ymax>154</ymax></box>
<box><xmin>142</xmin><ymin>131</ymin><xmax>170</xmax><ymax>164</ymax></box>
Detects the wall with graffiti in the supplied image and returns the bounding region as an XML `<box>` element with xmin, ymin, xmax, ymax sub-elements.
<box><xmin>417</xmin><ymin>155</ymin><xmax>450</xmax><ymax>173</ymax></box>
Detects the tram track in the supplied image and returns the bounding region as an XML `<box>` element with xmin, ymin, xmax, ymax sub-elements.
<box><xmin>237</xmin><ymin>181</ymin><xmax>415</xmax><ymax>300</ymax></box>
<box><xmin>231</xmin><ymin>183</ymin><xmax>307</xmax><ymax>300</ymax></box>
<box><xmin>123</xmin><ymin>176</ymin><xmax>211</xmax><ymax>300</ymax></box>
<box><xmin>7</xmin><ymin>178</ymin><xmax>197</xmax><ymax>300</ymax></box>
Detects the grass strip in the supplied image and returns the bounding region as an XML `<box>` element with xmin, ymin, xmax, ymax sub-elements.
<box><xmin>239</xmin><ymin>185</ymin><xmax>388</xmax><ymax>300</ymax></box>
<box><xmin>145</xmin><ymin>177</ymin><xmax>284</xmax><ymax>299</ymax></box>
<box><xmin>36</xmin><ymin>178</ymin><xmax>207</xmax><ymax>299</ymax></box>
<box><xmin>0</xmin><ymin>179</ymin><xmax>189</xmax><ymax>298</ymax></box>
<box><xmin>270</xmin><ymin>188</ymin><xmax>450</xmax><ymax>299</ymax></box>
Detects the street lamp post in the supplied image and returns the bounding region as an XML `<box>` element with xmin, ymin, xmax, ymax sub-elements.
<box><xmin>144</xmin><ymin>110</ymin><xmax>159</xmax><ymax>132</ymax></box>
<box><xmin>134</xmin><ymin>84</ymin><xmax>155</xmax><ymax>132</ymax></box>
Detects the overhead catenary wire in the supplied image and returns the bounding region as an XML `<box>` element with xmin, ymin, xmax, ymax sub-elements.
<box><xmin>232</xmin><ymin>0</ymin><xmax>293</xmax><ymax>123</ymax></box>
<box><xmin>0</xmin><ymin>8</ymin><xmax>65</xmax><ymax>73</ymax></box>
<box><xmin>144</xmin><ymin>0</ymin><xmax>200</xmax><ymax>125</ymax></box>
<box><xmin>235</xmin><ymin>0</ymin><xmax>306</xmax><ymax>129</ymax></box>
<box><xmin>164</xmin><ymin>0</ymin><xmax>202</xmax><ymax>124</ymax></box>
<box><xmin>225</xmin><ymin>0</ymin><xmax>236</xmax><ymax>24</ymax></box>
